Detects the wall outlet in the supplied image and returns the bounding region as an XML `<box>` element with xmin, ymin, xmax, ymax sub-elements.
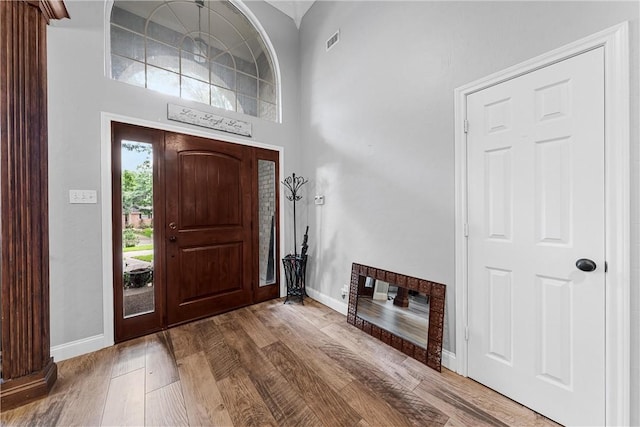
<box><xmin>341</xmin><ymin>284</ymin><xmax>349</xmax><ymax>298</ymax></box>
<box><xmin>314</xmin><ymin>195</ymin><xmax>325</xmax><ymax>205</ymax></box>
<box><xmin>69</xmin><ymin>189</ymin><xmax>97</xmax><ymax>204</ymax></box>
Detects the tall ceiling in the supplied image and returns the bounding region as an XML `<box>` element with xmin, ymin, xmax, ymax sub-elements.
<box><xmin>264</xmin><ymin>0</ymin><xmax>315</xmax><ymax>28</ymax></box>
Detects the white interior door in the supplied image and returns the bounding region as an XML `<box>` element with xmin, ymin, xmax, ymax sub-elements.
<box><xmin>466</xmin><ymin>47</ymin><xmax>605</xmax><ymax>426</ymax></box>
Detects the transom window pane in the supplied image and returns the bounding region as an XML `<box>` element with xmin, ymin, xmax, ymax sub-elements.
<box><xmin>211</xmin><ymin>63</ymin><xmax>235</xmax><ymax>90</ymax></box>
<box><xmin>237</xmin><ymin>73</ymin><xmax>257</xmax><ymax>97</ymax></box>
<box><xmin>110</xmin><ymin>0</ymin><xmax>278</xmax><ymax>122</ymax></box>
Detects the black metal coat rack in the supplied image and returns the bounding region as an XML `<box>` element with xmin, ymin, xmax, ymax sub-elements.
<box><xmin>282</xmin><ymin>173</ymin><xmax>309</xmax><ymax>303</ymax></box>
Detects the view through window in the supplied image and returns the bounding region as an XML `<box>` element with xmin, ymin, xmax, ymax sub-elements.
<box><xmin>110</xmin><ymin>0</ymin><xmax>278</xmax><ymax>121</ymax></box>
<box><xmin>122</xmin><ymin>140</ymin><xmax>155</xmax><ymax>318</ymax></box>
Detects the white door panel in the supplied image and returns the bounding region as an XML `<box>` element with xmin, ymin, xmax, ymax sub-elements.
<box><xmin>467</xmin><ymin>47</ymin><xmax>605</xmax><ymax>426</ymax></box>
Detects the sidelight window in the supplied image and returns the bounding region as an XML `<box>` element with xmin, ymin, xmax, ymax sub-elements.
<box><xmin>121</xmin><ymin>141</ymin><xmax>155</xmax><ymax>318</ymax></box>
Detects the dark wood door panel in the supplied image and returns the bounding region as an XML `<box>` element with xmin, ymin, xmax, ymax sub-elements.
<box><xmin>170</xmin><ymin>242</ymin><xmax>251</xmax><ymax>323</ymax></box>
<box><xmin>179</xmin><ymin>152</ymin><xmax>242</xmax><ymax>228</ymax></box>
<box><xmin>178</xmin><ymin>243</ymin><xmax>243</xmax><ymax>302</ymax></box>
<box><xmin>165</xmin><ymin>132</ymin><xmax>253</xmax><ymax>326</ymax></box>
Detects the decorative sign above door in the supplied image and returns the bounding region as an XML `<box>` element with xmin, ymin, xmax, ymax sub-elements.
<box><xmin>167</xmin><ymin>104</ymin><xmax>252</xmax><ymax>137</ymax></box>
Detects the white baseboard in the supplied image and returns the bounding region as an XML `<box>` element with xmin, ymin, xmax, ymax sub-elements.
<box><xmin>442</xmin><ymin>349</ymin><xmax>456</xmax><ymax>371</ymax></box>
<box><xmin>305</xmin><ymin>287</ymin><xmax>348</xmax><ymax>315</ymax></box>
<box><xmin>51</xmin><ymin>334</ymin><xmax>110</xmax><ymax>362</ymax></box>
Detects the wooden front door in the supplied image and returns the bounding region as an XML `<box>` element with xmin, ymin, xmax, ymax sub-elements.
<box><xmin>113</xmin><ymin>123</ymin><xmax>280</xmax><ymax>342</ymax></box>
<box><xmin>164</xmin><ymin>132</ymin><xmax>254</xmax><ymax>326</ymax></box>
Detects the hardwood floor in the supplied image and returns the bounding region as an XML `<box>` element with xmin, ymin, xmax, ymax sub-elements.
<box><xmin>356</xmin><ymin>296</ymin><xmax>428</xmax><ymax>348</ymax></box>
<box><xmin>0</xmin><ymin>299</ymin><xmax>558</xmax><ymax>426</ymax></box>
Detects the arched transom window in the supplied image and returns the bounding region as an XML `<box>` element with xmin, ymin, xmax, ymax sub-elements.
<box><xmin>110</xmin><ymin>0</ymin><xmax>278</xmax><ymax>122</ymax></box>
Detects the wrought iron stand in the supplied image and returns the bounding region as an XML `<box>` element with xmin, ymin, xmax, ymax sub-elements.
<box><xmin>282</xmin><ymin>173</ymin><xmax>309</xmax><ymax>304</ymax></box>
<box><xmin>283</xmin><ymin>254</ymin><xmax>307</xmax><ymax>303</ymax></box>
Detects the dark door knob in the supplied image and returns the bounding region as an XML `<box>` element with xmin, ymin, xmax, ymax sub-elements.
<box><xmin>169</xmin><ymin>236</ymin><xmax>177</xmax><ymax>242</ymax></box>
<box><xmin>576</xmin><ymin>258</ymin><xmax>597</xmax><ymax>272</ymax></box>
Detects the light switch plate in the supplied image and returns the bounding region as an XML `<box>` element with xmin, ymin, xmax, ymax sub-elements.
<box><xmin>314</xmin><ymin>195</ymin><xmax>325</xmax><ymax>205</ymax></box>
<box><xmin>69</xmin><ymin>189</ymin><xmax>97</xmax><ymax>204</ymax></box>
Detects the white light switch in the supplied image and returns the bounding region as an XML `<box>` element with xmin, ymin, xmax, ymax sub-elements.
<box><xmin>69</xmin><ymin>189</ymin><xmax>97</xmax><ymax>204</ymax></box>
<box><xmin>314</xmin><ymin>195</ymin><xmax>325</xmax><ymax>205</ymax></box>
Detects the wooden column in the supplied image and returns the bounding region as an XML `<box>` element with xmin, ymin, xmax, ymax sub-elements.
<box><xmin>0</xmin><ymin>0</ymin><xmax>68</xmax><ymax>409</ymax></box>
<box><xmin>393</xmin><ymin>287</ymin><xmax>410</xmax><ymax>308</ymax></box>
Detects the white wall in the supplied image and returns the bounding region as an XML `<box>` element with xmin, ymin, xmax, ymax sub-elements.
<box><xmin>46</xmin><ymin>0</ymin><xmax>301</xmax><ymax>347</ymax></box>
<box><xmin>46</xmin><ymin>0</ymin><xmax>640</xmax><ymax>423</ymax></box>
<box><xmin>298</xmin><ymin>1</ymin><xmax>639</xmax><ymax>423</ymax></box>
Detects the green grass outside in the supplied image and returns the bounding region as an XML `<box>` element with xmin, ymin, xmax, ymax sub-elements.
<box><xmin>132</xmin><ymin>254</ymin><xmax>153</xmax><ymax>262</ymax></box>
<box><xmin>133</xmin><ymin>228</ymin><xmax>153</xmax><ymax>238</ymax></box>
<box><xmin>123</xmin><ymin>244</ymin><xmax>153</xmax><ymax>252</ymax></box>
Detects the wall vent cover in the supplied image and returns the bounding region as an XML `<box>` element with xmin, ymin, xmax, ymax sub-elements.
<box><xmin>326</xmin><ymin>30</ymin><xmax>340</xmax><ymax>51</ymax></box>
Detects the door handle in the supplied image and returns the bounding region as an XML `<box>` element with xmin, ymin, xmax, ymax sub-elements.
<box><xmin>576</xmin><ymin>258</ymin><xmax>596</xmax><ymax>272</ymax></box>
<box><xmin>169</xmin><ymin>222</ymin><xmax>177</xmax><ymax>230</ymax></box>
<box><xmin>169</xmin><ymin>236</ymin><xmax>177</xmax><ymax>242</ymax></box>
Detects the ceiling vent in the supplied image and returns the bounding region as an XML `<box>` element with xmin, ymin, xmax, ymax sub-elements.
<box><xmin>326</xmin><ymin>30</ymin><xmax>340</xmax><ymax>51</ymax></box>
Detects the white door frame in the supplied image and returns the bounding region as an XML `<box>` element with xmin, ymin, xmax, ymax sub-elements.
<box><xmin>454</xmin><ymin>22</ymin><xmax>630</xmax><ymax>426</ymax></box>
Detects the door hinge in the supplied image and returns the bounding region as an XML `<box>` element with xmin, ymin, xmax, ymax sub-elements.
<box><xmin>464</xmin><ymin>223</ymin><xmax>469</xmax><ymax>237</ymax></box>
<box><xmin>464</xmin><ymin>119</ymin><xmax>469</xmax><ymax>134</ymax></box>
<box><xmin>604</xmin><ymin>261</ymin><xmax>608</xmax><ymax>273</ymax></box>
<box><xmin>465</xmin><ymin>326</ymin><xmax>469</xmax><ymax>341</ymax></box>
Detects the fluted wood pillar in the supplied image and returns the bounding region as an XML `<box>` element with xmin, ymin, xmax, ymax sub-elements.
<box><xmin>393</xmin><ymin>287</ymin><xmax>410</xmax><ymax>308</ymax></box>
<box><xmin>0</xmin><ymin>0</ymin><xmax>68</xmax><ymax>409</ymax></box>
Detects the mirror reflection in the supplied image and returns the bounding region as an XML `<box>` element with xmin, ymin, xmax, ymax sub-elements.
<box><xmin>356</xmin><ymin>277</ymin><xmax>429</xmax><ymax>349</ymax></box>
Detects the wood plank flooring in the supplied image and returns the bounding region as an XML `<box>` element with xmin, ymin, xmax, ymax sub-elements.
<box><xmin>0</xmin><ymin>298</ymin><xmax>558</xmax><ymax>426</ymax></box>
<box><xmin>356</xmin><ymin>297</ymin><xmax>428</xmax><ymax>348</ymax></box>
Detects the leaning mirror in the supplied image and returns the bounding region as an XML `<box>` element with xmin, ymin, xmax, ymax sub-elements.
<box><xmin>347</xmin><ymin>263</ymin><xmax>446</xmax><ymax>371</ymax></box>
